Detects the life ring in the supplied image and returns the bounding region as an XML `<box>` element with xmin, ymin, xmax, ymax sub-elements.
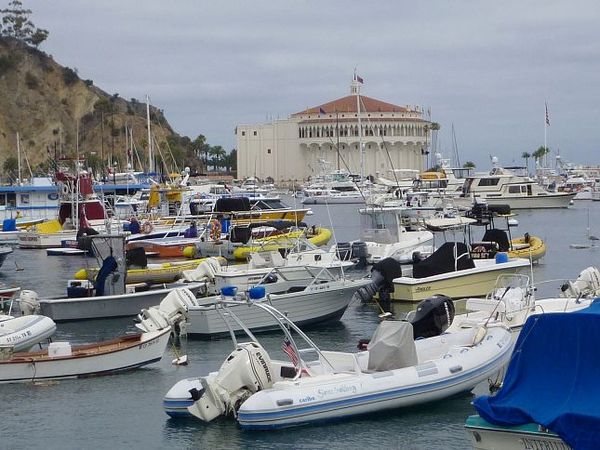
<box><xmin>60</xmin><ymin>184</ymin><xmax>69</xmax><ymax>196</ymax></box>
<box><xmin>210</xmin><ymin>219</ymin><xmax>221</xmax><ymax>241</ymax></box>
<box><xmin>141</xmin><ymin>221</ymin><xmax>154</xmax><ymax>234</ymax></box>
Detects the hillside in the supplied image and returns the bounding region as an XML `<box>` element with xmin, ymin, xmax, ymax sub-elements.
<box><xmin>0</xmin><ymin>36</ymin><xmax>180</xmax><ymax>176</ymax></box>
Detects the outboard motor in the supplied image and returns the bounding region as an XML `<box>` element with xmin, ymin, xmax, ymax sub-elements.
<box><xmin>560</xmin><ymin>266</ymin><xmax>600</xmax><ymax>298</ymax></box>
<box><xmin>19</xmin><ymin>290</ymin><xmax>41</xmax><ymax>316</ymax></box>
<box><xmin>350</xmin><ymin>241</ymin><xmax>368</xmax><ymax>270</ymax></box>
<box><xmin>409</xmin><ymin>294</ymin><xmax>455</xmax><ymax>339</ymax></box>
<box><xmin>355</xmin><ymin>258</ymin><xmax>403</xmax><ymax>307</ymax></box>
<box><xmin>187</xmin><ymin>341</ymin><xmax>274</xmax><ymax>422</ymax></box>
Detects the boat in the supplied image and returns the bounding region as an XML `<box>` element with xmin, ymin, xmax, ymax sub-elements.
<box><xmin>465</xmin><ymin>302</ymin><xmax>600</xmax><ymax>450</ymax></box>
<box><xmin>0</xmin><ymin>245</ymin><xmax>12</xmax><ymax>269</ymax></box>
<box><xmin>19</xmin><ymin>234</ymin><xmax>204</xmax><ymax>321</ymax></box>
<box><xmin>301</xmin><ymin>167</ymin><xmax>366</xmax><ymax>205</ymax></box>
<box><xmin>0</xmin><ymin>314</ymin><xmax>56</xmax><ymax>352</ymax></box>
<box><xmin>74</xmin><ymin>256</ymin><xmax>226</xmax><ymax>285</ymax></box>
<box><xmin>0</xmin><ymin>327</ymin><xmax>171</xmax><ymax>384</ymax></box>
<box><xmin>162</xmin><ymin>297</ymin><xmax>513</xmax><ymax>427</ymax></box>
<box><xmin>445</xmin><ymin>273</ymin><xmax>592</xmax><ymax>337</ymax></box>
<box><xmin>459</xmin><ymin>157</ymin><xmax>575</xmax><ymax>209</ymax></box>
<box><xmin>465</xmin><ymin>201</ymin><xmax>546</xmax><ymax>262</ymax></box>
<box><xmin>390</xmin><ymin>241</ymin><xmax>529</xmax><ymax>302</ymax></box>
<box><xmin>356</xmin><ymin>204</ymin><xmax>435</xmax><ymax>264</ymax></box>
<box><xmin>138</xmin><ymin>266</ymin><xmax>370</xmax><ymax>338</ymax></box>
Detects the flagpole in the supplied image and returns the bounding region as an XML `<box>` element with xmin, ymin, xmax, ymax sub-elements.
<box><xmin>544</xmin><ymin>103</ymin><xmax>547</xmax><ymax>167</ymax></box>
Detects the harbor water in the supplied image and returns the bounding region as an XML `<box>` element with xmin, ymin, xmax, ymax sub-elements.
<box><xmin>0</xmin><ymin>198</ymin><xmax>598</xmax><ymax>449</ymax></box>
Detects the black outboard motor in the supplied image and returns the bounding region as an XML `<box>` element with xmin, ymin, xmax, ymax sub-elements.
<box><xmin>409</xmin><ymin>294</ymin><xmax>455</xmax><ymax>340</ymax></box>
<box><xmin>350</xmin><ymin>241</ymin><xmax>368</xmax><ymax>270</ymax></box>
<box><xmin>355</xmin><ymin>257</ymin><xmax>403</xmax><ymax>307</ymax></box>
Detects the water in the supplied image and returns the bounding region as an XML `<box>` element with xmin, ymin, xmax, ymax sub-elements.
<box><xmin>1</xmin><ymin>199</ymin><xmax>599</xmax><ymax>449</ymax></box>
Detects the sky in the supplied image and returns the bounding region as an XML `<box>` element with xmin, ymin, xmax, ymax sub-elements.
<box><xmin>27</xmin><ymin>0</ymin><xmax>600</xmax><ymax>169</ymax></box>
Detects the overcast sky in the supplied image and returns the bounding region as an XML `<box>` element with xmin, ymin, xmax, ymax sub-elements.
<box><xmin>29</xmin><ymin>0</ymin><xmax>600</xmax><ymax>168</ymax></box>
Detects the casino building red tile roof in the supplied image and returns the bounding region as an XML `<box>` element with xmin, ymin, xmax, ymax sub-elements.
<box><xmin>293</xmin><ymin>95</ymin><xmax>410</xmax><ymax>116</ymax></box>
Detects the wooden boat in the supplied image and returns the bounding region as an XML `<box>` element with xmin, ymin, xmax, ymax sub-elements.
<box><xmin>0</xmin><ymin>327</ymin><xmax>170</xmax><ymax>384</ymax></box>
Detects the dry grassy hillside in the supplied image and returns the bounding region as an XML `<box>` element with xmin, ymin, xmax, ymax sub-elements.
<box><xmin>0</xmin><ymin>37</ymin><xmax>177</xmax><ymax>175</ymax></box>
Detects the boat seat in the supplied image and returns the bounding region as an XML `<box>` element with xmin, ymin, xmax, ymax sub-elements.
<box><xmin>367</xmin><ymin>321</ymin><xmax>417</xmax><ymax>372</ymax></box>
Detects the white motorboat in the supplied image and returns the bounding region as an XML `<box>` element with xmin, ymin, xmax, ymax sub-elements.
<box><xmin>357</xmin><ymin>205</ymin><xmax>435</xmax><ymax>264</ymax></box>
<box><xmin>180</xmin><ymin>245</ymin><xmax>356</xmax><ymax>296</ymax></box>
<box><xmin>445</xmin><ymin>273</ymin><xmax>593</xmax><ymax>337</ymax></box>
<box><xmin>138</xmin><ymin>267</ymin><xmax>371</xmax><ymax>338</ymax></box>
<box><xmin>301</xmin><ymin>168</ymin><xmax>367</xmax><ymax>205</ymax></box>
<box><xmin>18</xmin><ymin>234</ymin><xmax>204</xmax><ymax>321</ymax></box>
<box><xmin>0</xmin><ymin>327</ymin><xmax>170</xmax><ymax>384</ymax></box>
<box><xmin>0</xmin><ymin>314</ymin><xmax>56</xmax><ymax>352</ymax></box>
<box><xmin>162</xmin><ymin>300</ymin><xmax>512</xmax><ymax>427</ymax></box>
<box><xmin>458</xmin><ymin>157</ymin><xmax>575</xmax><ymax>209</ymax></box>
<box><xmin>0</xmin><ymin>245</ymin><xmax>12</xmax><ymax>269</ymax></box>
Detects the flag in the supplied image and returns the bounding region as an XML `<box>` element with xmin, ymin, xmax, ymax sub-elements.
<box><xmin>318</xmin><ymin>107</ymin><xmax>326</xmax><ymax>115</ymax></box>
<box><xmin>355</xmin><ymin>74</ymin><xmax>364</xmax><ymax>84</ymax></box>
<box><xmin>545</xmin><ymin>102</ymin><xmax>550</xmax><ymax>126</ymax></box>
<box><xmin>282</xmin><ymin>339</ymin><xmax>300</xmax><ymax>367</ymax></box>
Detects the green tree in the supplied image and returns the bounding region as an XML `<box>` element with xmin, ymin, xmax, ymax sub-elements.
<box><xmin>521</xmin><ymin>152</ymin><xmax>531</xmax><ymax>173</ymax></box>
<box><xmin>0</xmin><ymin>0</ymin><xmax>48</xmax><ymax>47</ymax></box>
<box><xmin>209</xmin><ymin>145</ymin><xmax>226</xmax><ymax>171</ymax></box>
<box><xmin>463</xmin><ymin>161</ymin><xmax>476</xmax><ymax>169</ymax></box>
<box><xmin>222</xmin><ymin>149</ymin><xmax>237</xmax><ymax>173</ymax></box>
<box><xmin>532</xmin><ymin>146</ymin><xmax>550</xmax><ymax>167</ymax></box>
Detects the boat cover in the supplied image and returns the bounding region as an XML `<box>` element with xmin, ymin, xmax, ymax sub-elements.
<box><xmin>367</xmin><ymin>321</ymin><xmax>417</xmax><ymax>372</ymax></box>
<box><xmin>473</xmin><ymin>301</ymin><xmax>600</xmax><ymax>450</ymax></box>
<box><xmin>412</xmin><ymin>242</ymin><xmax>474</xmax><ymax>278</ymax></box>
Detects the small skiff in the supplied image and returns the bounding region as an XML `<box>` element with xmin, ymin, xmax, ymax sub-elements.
<box><xmin>0</xmin><ymin>327</ymin><xmax>170</xmax><ymax>383</ymax></box>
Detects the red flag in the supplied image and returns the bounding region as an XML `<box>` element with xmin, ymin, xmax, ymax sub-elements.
<box><xmin>282</xmin><ymin>339</ymin><xmax>299</xmax><ymax>367</ymax></box>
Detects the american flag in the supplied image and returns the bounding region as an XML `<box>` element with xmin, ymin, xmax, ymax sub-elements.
<box><xmin>355</xmin><ymin>74</ymin><xmax>364</xmax><ymax>84</ymax></box>
<box><xmin>545</xmin><ymin>102</ymin><xmax>550</xmax><ymax>126</ymax></box>
<box><xmin>282</xmin><ymin>339</ymin><xmax>300</xmax><ymax>367</ymax></box>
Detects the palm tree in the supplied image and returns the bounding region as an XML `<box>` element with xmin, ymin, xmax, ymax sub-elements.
<box><xmin>521</xmin><ymin>152</ymin><xmax>531</xmax><ymax>174</ymax></box>
<box><xmin>532</xmin><ymin>146</ymin><xmax>550</xmax><ymax>168</ymax></box>
<box><xmin>463</xmin><ymin>161</ymin><xmax>476</xmax><ymax>170</ymax></box>
<box><xmin>209</xmin><ymin>146</ymin><xmax>226</xmax><ymax>171</ymax></box>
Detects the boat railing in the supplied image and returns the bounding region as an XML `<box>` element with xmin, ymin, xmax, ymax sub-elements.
<box><xmin>214</xmin><ymin>297</ymin><xmax>336</xmax><ymax>379</ymax></box>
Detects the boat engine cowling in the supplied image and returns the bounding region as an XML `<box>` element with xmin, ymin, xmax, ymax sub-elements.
<box><xmin>355</xmin><ymin>257</ymin><xmax>403</xmax><ymax>303</ymax></box>
<box><xmin>409</xmin><ymin>294</ymin><xmax>455</xmax><ymax>339</ymax></box>
<box><xmin>136</xmin><ymin>287</ymin><xmax>198</xmax><ymax>332</ymax></box>
<box><xmin>187</xmin><ymin>342</ymin><xmax>274</xmax><ymax>422</ymax></box>
<box><xmin>181</xmin><ymin>257</ymin><xmax>222</xmax><ymax>282</ymax></box>
<box><xmin>560</xmin><ymin>266</ymin><xmax>600</xmax><ymax>298</ymax></box>
<box><xmin>19</xmin><ymin>290</ymin><xmax>41</xmax><ymax>316</ymax></box>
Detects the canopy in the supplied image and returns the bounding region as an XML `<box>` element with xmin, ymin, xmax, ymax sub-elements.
<box><xmin>473</xmin><ymin>301</ymin><xmax>600</xmax><ymax>450</ymax></box>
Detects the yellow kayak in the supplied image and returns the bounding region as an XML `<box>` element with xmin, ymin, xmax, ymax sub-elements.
<box><xmin>509</xmin><ymin>235</ymin><xmax>546</xmax><ymax>262</ymax></box>
<box><xmin>74</xmin><ymin>256</ymin><xmax>226</xmax><ymax>284</ymax></box>
<box><xmin>232</xmin><ymin>227</ymin><xmax>332</xmax><ymax>261</ymax></box>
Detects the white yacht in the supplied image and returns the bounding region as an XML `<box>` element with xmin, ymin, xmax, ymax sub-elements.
<box><xmin>301</xmin><ymin>169</ymin><xmax>366</xmax><ymax>204</ymax></box>
<box><xmin>459</xmin><ymin>158</ymin><xmax>575</xmax><ymax>209</ymax></box>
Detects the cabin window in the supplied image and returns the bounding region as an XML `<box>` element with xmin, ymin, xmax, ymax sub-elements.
<box><xmin>20</xmin><ymin>194</ymin><xmax>30</xmax><ymax>204</ymax></box>
<box><xmin>478</xmin><ymin>178</ymin><xmax>500</xmax><ymax>187</ymax></box>
<box><xmin>267</xmin><ymin>149</ymin><xmax>271</xmax><ymax>154</ymax></box>
<box><xmin>508</xmin><ymin>186</ymin><xmax>521</xmax><ymax>194</ymax></box>
<box><xmin>0</xmin><ymin>194</ymin><xmax>5</xmax><ymax>206</ymax></box>
<box><xmin>253</xmin><ymin>131</ymin><xmax>257</xmax><ymax>136</ymax></box>
<box><xmin>241</xmin><ymin>131</ymin><xmax>246</xmax><ymax>136</ymax></box>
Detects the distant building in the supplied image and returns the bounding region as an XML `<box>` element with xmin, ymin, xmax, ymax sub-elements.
<box><xmin>236</xmin><ymin>79</ymin><xmax>431</xmax><ymax>181</ymax></box>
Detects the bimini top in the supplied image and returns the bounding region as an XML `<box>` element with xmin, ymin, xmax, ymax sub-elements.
<box><xmin>473</xmin><ymin>300</ymin><xmax>600</xmax><ymax>450</ymax></box>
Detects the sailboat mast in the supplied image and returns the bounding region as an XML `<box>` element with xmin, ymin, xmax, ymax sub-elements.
<box><xmin>16</xmin><ymin>132</ymin><xmax>21</xmax><ymax>185</ymax></box>
<box><xmin>354</xmin><ymin>78</ymin><xmax>364</xmax><ymax>181</ymax></box>
<box><xmin>146</xmin><ymin>95</ymin><xmax>153</xmax><ymax>173</ymax></box>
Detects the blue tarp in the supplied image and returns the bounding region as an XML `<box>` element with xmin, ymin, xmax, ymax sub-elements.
<box><xmin>474</xmin><ymin>300</ymin><xmax>600</xmax><ymax>450</ymax></box>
